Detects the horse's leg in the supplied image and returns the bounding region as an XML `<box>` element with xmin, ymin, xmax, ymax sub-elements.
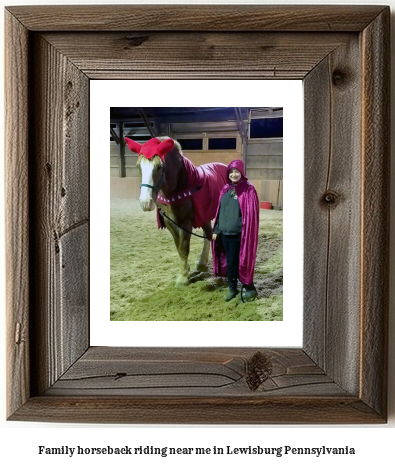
<box><xmin>176</xmin><ymin>223</ymin><xmax>192</xmax><ymax>285</ymax></box>
<box><xmin>165</xmin><ymin>219</ymin><xmax>181</xmax><ymax>256</ymax></box>
<box><xmin>196</xmin><ymin>221</ymin><xmax>212</xmax><ymax>271</ymax></box>
<box><xmin>166</xmin><ymin>219</ymin><xmax>180</xmax><ymax>248</ymax></box>
<box><xmin>165</xmin><ymin>218</ymin><xmax>190</xmax><ymax>285</ymax></box>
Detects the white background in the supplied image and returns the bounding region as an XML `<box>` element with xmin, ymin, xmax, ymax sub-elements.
<box><xmin>1</xmin><ymin>0</ymin><xmax>394</xmax><ymax>469</ymax></box>
<box><xmin>91</xmin><ymin>79</ymin><xmax>304</xmax><ymax>347</ymax></box>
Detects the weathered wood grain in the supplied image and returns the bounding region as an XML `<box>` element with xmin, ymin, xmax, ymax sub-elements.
<box><xmin>42</xmin><ymin>32</ymin><xmax>352</xmax><ymax>80</ymax></box>
<box><xmin>5</xmin><ymin>10</ymin><xmax>30</xmax><ymax>419</ymax></box>
<box><xmin>46</xmin><ymin>347</ymin><xmax>344</xmax><ymax>397</ymax></box>
<box><xmin>303</xmin><ymin>56</ymin><xmax>332</xmax><ymax>369</ymax></box>
<box><xmin>360</xmin><ymin>9</ymin><xmax>390</xmax><ymax>418</ymax></box>
<box><xmin>325</xmin><ymin>37</ymin><xmax>363</xmax><ymax>394</ymax></box>
<box><xmin>6</xmin><ymin>5</ymin><xmax>386</xmax><ymax>32</ymax></box>
<box><xmin>59</xmin><ymin>225</ymin><xmax>89</xmax><ymax>370</ymax></box>
<box><xmin>9</xmin><ymin>395</ymin><xmax>384</xmax><ymax>425</ymax></box>
<box><xmin>29</xmin><ymin>35</ymin><xmax>90</xmax><ymax>395</ymax></box>
<box><xmin>304</xmin><ymin>35</ymin><xmax>362</xmax><ymax>396</ymax></box>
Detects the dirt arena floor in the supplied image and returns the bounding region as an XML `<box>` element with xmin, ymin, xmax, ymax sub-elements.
<box><xmin>111</xmin><ymin>199</ymin><xmax>283</xmax><ymax>321</ymax></box>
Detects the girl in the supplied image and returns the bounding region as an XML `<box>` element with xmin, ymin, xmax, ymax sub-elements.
<box><xmin>212</xmin><ymin>160</ymin><xmax>259</xmax><ymax>301</ymax></box>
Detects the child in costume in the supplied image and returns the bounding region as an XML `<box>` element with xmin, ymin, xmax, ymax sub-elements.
<box><xmin>212</xmin><ymin>160</ymin><xmax>259</xmax><ymax>301</ymax></box>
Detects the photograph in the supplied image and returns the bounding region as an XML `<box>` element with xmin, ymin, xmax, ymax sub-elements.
<box><xmin>2</xmin><ymin>1</ymin><xmax>392</xmax><ymax>454</ymax></box>
<box><xmin>110</xmin><ymin>107</ymin><xmax>284</xmax><ymax>321</ymax></box>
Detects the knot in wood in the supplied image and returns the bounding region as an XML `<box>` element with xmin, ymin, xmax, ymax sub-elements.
<box><xmin>246</xmin><ymin>351</ymin><xmax>273</xmax><ymax>391</ymax></box>
<box><xmin>321</xmin><ymin>190</ymin><xmax>340</xmax><ymax>208</ymax></box>
<box><xmin>332</xmin><ymin>68</ymin><xmax>348</xmax><ymax>87</ymax></box>
<box><xmin>123</xmin><ymin>35</ymin><xmax>149</xmax><ymax>49</ymax></box>
<box><xmin>15</xmin><ymin>322</ymin><xmax>22</xmax><ymax>345</ymax></box>
<box><xmin>114</xmin><ymin>372</ymin><xmax>127</xmax><ymax>381</ymax></box>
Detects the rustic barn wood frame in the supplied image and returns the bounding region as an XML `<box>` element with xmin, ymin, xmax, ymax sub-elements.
<box><xmin>5</xmin><ymin>5</ymin><xmax>390</xmax><ymax>424</ymax></box>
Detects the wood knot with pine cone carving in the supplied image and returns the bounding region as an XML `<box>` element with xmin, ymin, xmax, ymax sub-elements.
<box><xmin>246</xmin><ymin>351</ymin><xmax>273</xmax><ymax>391</ymax></box>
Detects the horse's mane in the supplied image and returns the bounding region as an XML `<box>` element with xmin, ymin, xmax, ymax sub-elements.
<box><xmin>136</xmin><ymin>154</ymin><xmax>163</xmax><ymax>169</ymax></box>
<box><xmin>158</xmin><ymin>136</ymin><xmax>183</xmax><ymax>154</ymax></box>
<box><xmin>158</xmin><ymin>136</ymin><xmax>189</xmax><ymax>194</ymax></box>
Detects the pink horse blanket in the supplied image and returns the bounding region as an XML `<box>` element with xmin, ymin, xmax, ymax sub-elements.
<box><xmin>157</xmin><ymin>156</ymin><xmax>228</xmax><ymax>229</ymax></box>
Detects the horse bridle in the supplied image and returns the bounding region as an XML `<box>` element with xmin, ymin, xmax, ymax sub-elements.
<box><xmin>140</xmin><ymin>162</ymin><xmax>166</xmax><ymax>194</ymax></box>
<box><xmin>140</xmin><ymin>161</ymin><xmax>210</xmax><ymax>241</ymax></box>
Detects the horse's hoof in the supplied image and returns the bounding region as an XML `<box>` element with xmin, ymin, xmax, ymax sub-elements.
<box><xmin>175</xmin><ymin>275</ymin><xmax>189</xmax><ymax>286</ymax></box>
<box><xmin>195</xmin><ymin>264</ymin><xmax>208</xmax><ymax>273</ymax></box>
<box><xmin>189</xmin><ymin>271</ymin><xmax>211</xmax><ymax>283</ymax></box>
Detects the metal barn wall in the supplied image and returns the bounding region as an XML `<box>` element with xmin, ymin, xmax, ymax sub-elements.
<box><xmin>110</xmin><ymin>117</ymin><xmax>283</xmax><ymax>208</ymax></box>
<box><xmin>247</xmin><ymin>138</ymin><xmax>283</xmax><ymax>208</ymax></box>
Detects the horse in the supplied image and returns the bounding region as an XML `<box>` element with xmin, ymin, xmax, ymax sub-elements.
<box><xmin>124</xmin><ymin>136</ymin><xmax>229</xmax><ymax>285</ymax></box>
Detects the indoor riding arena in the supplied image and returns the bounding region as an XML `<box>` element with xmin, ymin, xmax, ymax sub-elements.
<box><xmin>110</xmin><ymin>107</ymin><xmax>283</xmax><ymax>321</ymax></box>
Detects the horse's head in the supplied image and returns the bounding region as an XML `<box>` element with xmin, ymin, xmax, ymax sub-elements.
<box><xmin>125</xmin><ymin>137</ymin><xmax>174</xmax><ymax>211</ymax></box>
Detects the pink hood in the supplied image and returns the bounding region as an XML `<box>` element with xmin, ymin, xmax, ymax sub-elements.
<box><xmin>227</xmin><ymin>159</ymin><xmax>247</xmax><ymax>183</ymax></box>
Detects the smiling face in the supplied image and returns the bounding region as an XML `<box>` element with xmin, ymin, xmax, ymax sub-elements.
<box><xmin>228</xmin><ymin>168</ymin><xmax>242</xmax><ymax>183</ymax></box>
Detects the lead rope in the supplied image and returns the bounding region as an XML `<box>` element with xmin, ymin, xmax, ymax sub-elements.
<box><xmin>158</xmin><ymin>183</ymin><xmax>247</xmax><ymax>301</ymax></box>
<box><xmin>160</xmin><ymin>206</ymin><xmax>247</xmax><ymax>301</ymax></box>
<box><xmin>158</xmin><ymin>208</ymin><xmax>209</xmax><ymax>239</ymax></box>
<box><xmin>160</xmin><ymin>208</ymin><xmax>246</xmax><ymax>301</ymax></box>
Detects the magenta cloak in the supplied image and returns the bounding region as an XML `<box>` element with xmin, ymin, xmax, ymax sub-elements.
<box><xmin>212</xmin><ymin>160</ymin><xmax>259</xmax><ymax>285</ymax></box>
<box><xmin>183</xmin><ymin>157</ymin><xmax>228</xmax><ymax>228</ymax></box>
<box><xmin>157</xmin><ymin>156</ymin><xmax>228</xmax><ymax>229</ymax></box>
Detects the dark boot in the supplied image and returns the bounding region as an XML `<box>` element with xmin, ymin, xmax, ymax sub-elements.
<box><xmin>224</xmin><ymin>278</ymin><xmax>238</xmax><ymax>301</ymax></box>
<box><xmin>241</xmin><ymin>284</ymin><xmax>258</xmax><ymax>302</ymax></box>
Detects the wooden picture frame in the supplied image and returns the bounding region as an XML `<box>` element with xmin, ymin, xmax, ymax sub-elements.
<box><xmin>5</xmin><ymin>5</ymin><xmax>390</xmax><ymax>424</ymax></box>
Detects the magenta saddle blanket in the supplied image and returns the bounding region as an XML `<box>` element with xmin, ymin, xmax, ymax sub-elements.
<box><xmin>157</xmin><ymin>156</ymin><xmax>228</xmax><ymax>229</ymax></box>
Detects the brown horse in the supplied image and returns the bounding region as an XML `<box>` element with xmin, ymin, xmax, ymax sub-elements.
<box><xmin>125</xmin><ymin>136</ymin><xmax>228</xmax><ymax>285</ymax></box>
